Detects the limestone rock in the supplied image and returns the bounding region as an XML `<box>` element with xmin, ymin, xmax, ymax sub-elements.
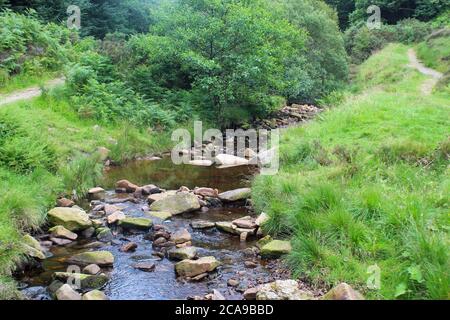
<box><xmin>260</xmin><ymin>240</ymin><xmax>291</xmax><ymax>258</ymax></box>
<box><xmin>215</xmin><ymin>221</ymin><xmax>238</xmax><ymax>234</ymax></box>
<box><xmin>55</xmin><ymin>284</ymin><xmax>81</xmax><ymax>300</ymax></box>
<box><xmin>116</xmin><ymin>180</ymin><xmax>139</xmax><ymax>193</ymax></box>
<box><xmin>48</xmin><ymin>207</ymin><xmax>92</xmax><ymax>231</ymax></box>
<box><xmin>218</xmin><ymin>188</ymin><xmax>251</xmax><ymax>202</ymax></box>
<box><xmin>57</xmin><ymin>198</ymin><xmax>74</xmax><ymax>207</ymax></box>
<box><xmin>190</xmin><ymin>220</ymin><xmax>216</xmax><ymax>229</ymax></box>
<box><xmin>107</xmin><ymin>211</ymin><xmax>125</xmax><ymax>224</ymax></box>
<box><xmin>133</xmin><ymin>262</ymin><xmax>156</xmax><ymax>272</ymax></box>
<box><xmin>194</xmin><ymin>187</ymin><xmax>219</xmax><ymax>198</ymax></box>
<box><xmin>175</xmin><ymin>256</ymin><xmax>220</xmax><ymax>277</ymax></box>
<box><xmin>168</xmin><ymin>246</ymin><xmax>198</xmax><ymax>261</ymax></box>
<box><xmin>255</xmin><ymin>212</ymin><xmax>269</xmax><ymax>227</ymax></box>
<box><xmin>322</xmin><ymin>283</ymin><xmax>364</xmax><ymax>300</ymax></box>
<box><xmin>150</xmin><ymin>193</ymin><xmax>200</xmax><ymax>215</ymax></box>
<box><xmin>171</xmin><ymin>228</ymin><xmax>192</xmax><ymax>244</ymax></box>
<box><xmin>88</xmin><ymin>187</ymin><xmax>105</xmax><ymax>200</ymax></box>
<box><xmin>67</xmin><ymin>251</ymin><xmax>114</xmax><ymax>267</ymax></box>
<box><xmin>232</xmin><ymin>216</ymin><xmax>257</xmax><ymax>229</ymax></box>
<box><xmin>256</xmin><ymin>280</ymin><xmax>313</xmax><ymax>300</ymax></box>
<box><xmin>82</xmin><ymin>264</ymin><xmax>101</xmax><ymax>275</ymax></box>
<box><xmin>146</xmin><ymin>211</ymin><xmax>172</xmax><ymax>221</ymax></box>
<box><xmin>49</xmin><ymin>225</ymin><xmax>78</xmax><ymax>241</ymax></box>
<box><xmin>82</xmin><ymin>289</ymin><xmax>109</xmax><ymax>300</ymax></box>
<box><xmin>118</xmin><ymin>217</ymin><xmax>153</xmax><ymax>231</ymax></box>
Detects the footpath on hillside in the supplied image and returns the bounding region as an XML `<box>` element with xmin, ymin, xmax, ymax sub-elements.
<box><xmin>407</xmin><ymin>48</ymin><xmax>443</xmax><ymax>95</ymax></box>
<box><xmin>0</xmin><ymin>77</ymin><xmax>65</xmax><ymax>106</ymax></box>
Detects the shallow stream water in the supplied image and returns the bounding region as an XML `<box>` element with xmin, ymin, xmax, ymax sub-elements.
<box><xmin>19</xmin><ymin>157</ymin><xmax>288</xmax><ymax>300</ymax></box>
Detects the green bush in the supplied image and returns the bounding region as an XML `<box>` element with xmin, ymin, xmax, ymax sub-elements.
<box><xmin>0</xmin><ymin>10</ymin><xmax>71</xmax><ymax>76</ymax></box>
<box><xmin>345</xmin><ymin>19</ymin><xmax>432</xmax><ymax>63</ymax></box>
<box><xmin>59</xmin><ymin>153</ymin><xmax>103</xmax><ymax>199</ymax></box>
<box><xmin>0</xmin><ymin>117</ymin><xmax>57</xmax><ymax>174</ymax></box>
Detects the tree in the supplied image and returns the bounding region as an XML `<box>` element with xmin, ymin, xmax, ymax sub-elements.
<box><xmin>130</xmin><ymin>0</ymin><xmax>309</xmax><ymax>124</ymax></box>
<box><xmin>276</xmin><ymin>0</ymin><xmax>349</xmax><ymax>100</ymax></box>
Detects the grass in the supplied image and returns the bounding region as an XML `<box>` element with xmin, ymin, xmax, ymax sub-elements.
<box><xmin>0</xmin><ymin>87</ymin><xmax>176</xmax><ymax>299</ymax></box>
<box><xmin>252</xmin><ymin>43</ymin><xmax>450</xmax><ymax>300</ymax></box>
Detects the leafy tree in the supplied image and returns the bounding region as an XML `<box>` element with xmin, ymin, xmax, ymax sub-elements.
<box><xmin>276</xmin><ymin>0</ymin><xmax>349</xmax><ymax>101</ymax></box>
<box><xmin>129</xmin><ymin>0</ymin><xmax>309</xmax><ymax>124</ymax></box>
<box><xmin>1</xmin><ymin>0</ymin><xmax>158</xmax><ymax>38</ymax></box>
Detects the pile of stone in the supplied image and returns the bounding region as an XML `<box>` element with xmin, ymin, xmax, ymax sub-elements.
<box><xmin>251</xmin><ymin>104</ymin><xmax>321</xmax><ymax>130</ymax></box>
<box><xmin>242</xmin><ymin>280</ymin><xmax>364</xmax><ymax>301</ymax></box>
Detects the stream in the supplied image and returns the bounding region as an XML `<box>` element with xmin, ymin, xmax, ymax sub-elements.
<box><xmin>18</xmin><ymin>157</ymin><xmax>290</xmax><ymax>300</ymax></box>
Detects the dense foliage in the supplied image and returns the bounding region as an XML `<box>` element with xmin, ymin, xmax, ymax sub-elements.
<box><xmin>0</xmin><ymin>10</ymin><xmax>72</xmax><ymax>80</ymax></box>
<box><xmin>0</xmin><ymin>0</ymin><xmax>157</xmax><ymax>38</ymax></box>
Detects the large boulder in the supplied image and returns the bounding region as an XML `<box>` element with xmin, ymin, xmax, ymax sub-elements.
<box><xmin>168</xmin><ymin>246</ymin><xmax>198</xmax><ymax>261</ymax></box>
<box><xmin>175</xmin><ymin>256</ymin><xmax>220</xmax><ymax>277</ymax></box>
<box><xmin>82</xmin><ymin>290</ymin><xmax>109</xmax><ymax>300</ymax></box>
<box><xmin>48</xmin><ymin>207</ymin><xmax>92</xmax><ymax>231</ymax></box>
<box><xmin>256</xmin><ymin>280</ymin><xmax>313</xmax><ymax>300</ymax></box>
<box><xmin>67</xmin><ymin>251</ymin><xmax>114</xmax><ymax>267</ymax></box>
<box><xmin>260</xmin><ymin>240</ymin><xmax>291</xmax><ymax>258</ymax></box>
<box><xmin>322</xmin><ymin>283</ymin><xmax>364</xmax><ymax>300</ymax></box>
<box><xmin>215</xmin><ymin>154</ymin><xmax>249</xmax><ymax>167</ymax></box>
<box><xmin>55</xmin><ymin>284</ymin><xmax>81</xmax><ymax>300</ymax></box>
<box><xmin>218</xmin><ymin>188</ymin><xmax>251</xmax><ymax>202</ymax></box>
<box><xmin>49</xmin><ymin>225</ymin><xmax>78</xmax><ymax>241</ymax></box>
<box><xmin>118</xmin><ymin>217</ymin><xmax>153</xmax><ymax>231</ymax></box>
<box><xmin>149</xmin><ymin>193</ymin><xmax>200</xmax><ymax>215</ymax></box>
<box><xmin>54</xmin><ymin>272</ymin><xmax>109</xmax><ymax>290</ymax></box>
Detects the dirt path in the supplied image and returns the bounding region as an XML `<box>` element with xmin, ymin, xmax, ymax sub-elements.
<box><xmin>0</xmin><ymin>77</ymin><xmax>65</xmax><ymax>107</ymax></box>
<box><xmin>407</xmin><ymin>49</ymin><xmax>443</xmax><ymax>95</ymax></box>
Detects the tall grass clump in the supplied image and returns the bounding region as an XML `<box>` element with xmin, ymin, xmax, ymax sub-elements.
<box><xmin>252</xmin><ymin>43</ymin><xmax>450</xmax><ymax>299</ymax></box>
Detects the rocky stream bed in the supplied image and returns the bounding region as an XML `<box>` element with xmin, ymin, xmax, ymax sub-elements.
<box><xmin>16</xmin><ymin>104</ymin><xmax>364</xmax><ymax>301</ymax></box>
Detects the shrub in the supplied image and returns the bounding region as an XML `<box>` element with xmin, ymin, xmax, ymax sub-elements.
<box><xmin>345</xmin><ymin>19</ymin><xmax>432</xmax><ymax>63</ymax></box>
<box><xmin>0</xmin><ymin>10</ymin><xmax>71</xmax><ymax>76</ymax></box>
<box><xmin>59</xmin><ymin>153</ymin><xmax>103</xmax><ymax>199</ymax></box>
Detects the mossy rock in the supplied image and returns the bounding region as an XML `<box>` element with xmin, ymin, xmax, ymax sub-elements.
<box><xmin>53</xmin><ymin>272</ymin><xmax>109</xmax><ymax>290</ymax></box>
<box><xmin>118</xmin><ymin>217</ymin><xmax>153</xmax><ymax>230</ymax></box>
<box><xmin>149</xmin><ymin>193</ymin><xmax>200</xmax><ymax>215</ymax></box>
<box><xmin>48</xmin><ymin>207</ymin><xmax>92</xmax><ymax>231</ymax></box>
<box><xmin>260</xmin><ymin>240</ymin><xmax>291</xmax><ymax>258</ymax></box>
<box><xmin>67</xmin><ymin>251</ymin><xmax>114</xmax><ymax>267</ymax></box>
